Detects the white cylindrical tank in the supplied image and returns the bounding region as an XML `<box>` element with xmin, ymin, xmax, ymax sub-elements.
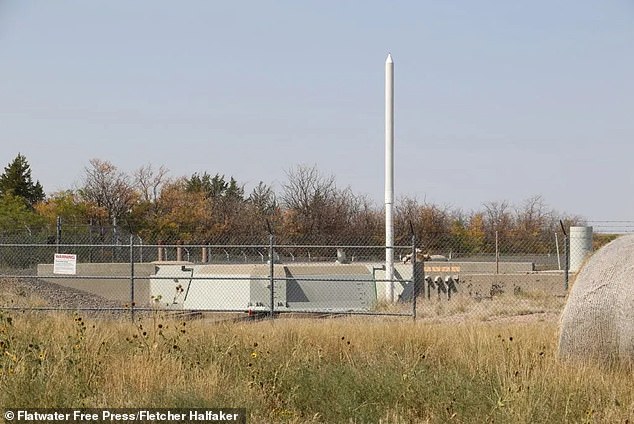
<box><xmin>570</xmin><ymin>226</ymin><xmax>593</xmax><ymax>272</ymax></box>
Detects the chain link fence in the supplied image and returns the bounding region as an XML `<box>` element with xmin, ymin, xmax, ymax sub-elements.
<box><xmin>0</xmin><ymin>226</ymin><xmax>600</xmax><ymax>321</ymax></box>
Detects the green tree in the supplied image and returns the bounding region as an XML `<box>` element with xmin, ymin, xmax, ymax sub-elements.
<box><xmin>225</xmin><ymin>177</ymin><xmax>244</xmax><ymax>200</ymax></box>
<box><xmin>0</xmin><ymin>193</ymin><xmax>46</xmax><ymax>236</ymax></box>
<box><xmin>186</xmin><ymin>172</ymin><xmax>215</xmax><ymax>197</ymax></box>
<box><xmin>185</xmin><ymin>172</ymin><xmax>244</xmax><ymax>200</ymax></box>
<box><xmin>249</xmin><ymin>182</ymin><xmax>277</xmax><ymax>216</ymax></box>
<box><xmin>0</xmin><ymin>153</ymin><xmax>45</xmax><ymax>207</ymax></box>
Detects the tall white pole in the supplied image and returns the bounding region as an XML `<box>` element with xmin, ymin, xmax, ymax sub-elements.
<box><xmin>385</xmin><ymin>53</ymin><xmax>394</xmax><ymax>302</ymax></box>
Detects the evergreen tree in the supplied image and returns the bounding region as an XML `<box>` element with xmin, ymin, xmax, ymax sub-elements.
<box><xmin>0</xmin><ymin>153</ymin><xmax>45</xmax><ymax>207</ymax></box>
<box><xmin>225</xmin><ymin>177</ymin><xmax>244</xmax><ymax>200</ymax></box>
<box><xmin>185</xmin><ymin>172</ymin><xmax>217</xmax><ymax>197</ymax></box>
<box><xmin>249</xmin><ymin>181</ymin><xmax>277</xmax><ymax>215</ymax></box>
<box><xmin>185</xmin><ymin>173</ymin><xmax>244</xmax><ymax>200</ymax></box>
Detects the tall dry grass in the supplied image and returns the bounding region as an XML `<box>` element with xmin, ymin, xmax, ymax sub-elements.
<box><xmin>0</xmin><ymin>309</ymin><xmax>632</xmax><ymax>423</ymax></box>
<box><xmin>380</xmin><ymin>290</ymin><xmax>566</xmax><ymax>323</ymax></box>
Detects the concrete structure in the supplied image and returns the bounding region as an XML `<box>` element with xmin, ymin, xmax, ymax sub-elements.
<box><xmin>151</xmin><ymin>264</ymin><xmax>285</xmax><ymax>311</ymax></box>
<box><xmin>35</xmin><ymin>258</ymin><xmax>564</xmax><ymax>310</ymax></box>
<box><xmin>374</xmin><ymin>261</ymin><xmax>538</xmax><ymax>301</ymax></box>
<box><xmin>569</xmin><ymin>226</ymin><xmax>593</xmax><ymax>272</ymax></box>
<box><xmin>150</xmin><ymin>263</ymin><xmax>376</xmax><ymax>312</ymax></box>
<box><xmin>36</xmin><ymin>262</ymin><xmax>159</xmax><ymax>306</ymax></box>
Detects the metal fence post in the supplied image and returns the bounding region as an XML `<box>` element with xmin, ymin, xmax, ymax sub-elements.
<box><xmin>269</xmin><ymin>233</ymin><xmax>275</xmax><ymax>319</ymax></box>
<box><xmin>130</xmin><ymin>235</ymin><xmax>135</xmax><ymax>322</ymax></box>
<box><xmin>495</xmin><ymin>230</ymin><xmax>499</xmax><ymax>275</ymax></box>
<box><xmin>560</xmin><ymin>221</ymin><xmax>569</xmax><ymax>291</ymax></box>
<box><xmin>56</xmin><ymin>216</ymin><xmax>62</xmax><ymax>253</ymax></box>
<box><xmin>564</xmin><ymin>233</ymin><xmax>570</xmax><ymax>291</ymax></box>
<box><xmin>138</xmin><ymin>236</ymin><xmax>143</xmax><ymax>263</ymax></box>
<box><xmin>113</xmin><ymin>217</ymin><xmax>118</xmax><ymax>262</ymax></box>
<box><xmin>88</xmin><ymin>219</ymin><xmax>93</xmax><ymax>263</ymax></box>
<box><xmin>411</xmin><ymin>233</ymin><xmax>418</xmax><ymax>320</ymax></box>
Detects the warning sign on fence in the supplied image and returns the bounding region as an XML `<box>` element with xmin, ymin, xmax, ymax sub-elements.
<box><xmin>53</xmin><ymin>253</ymin><xmax>77</xmax><ymax>275</ymax></box>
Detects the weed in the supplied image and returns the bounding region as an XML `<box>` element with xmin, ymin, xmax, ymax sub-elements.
<box><xmin>0</xmin><ymin>314</ymin><xmax>631</xmax><ymax>423</ymax></box>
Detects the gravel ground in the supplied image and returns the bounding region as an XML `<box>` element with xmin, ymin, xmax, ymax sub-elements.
<box><xmin>0</xmin><ymin>276</ymin><xmax>125</xmax><ymax>310</ymax></box>
<box><xmin>0</xmin><ymin>277</ymin><xmax>212</xmax><ymax>320</ymax></box>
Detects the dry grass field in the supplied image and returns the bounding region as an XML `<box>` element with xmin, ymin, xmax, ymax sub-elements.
<box><xmin>0</xmin><ymin>300</ymin><xmax>633</xmax><ymax>423</ymax></box>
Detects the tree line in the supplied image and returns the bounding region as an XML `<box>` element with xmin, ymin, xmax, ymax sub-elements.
<box><xmin>0</xmin><ymin>153</ymin><xmax>585</xmax><ymax>254</ymax></box>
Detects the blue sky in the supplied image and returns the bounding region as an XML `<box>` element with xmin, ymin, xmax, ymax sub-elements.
<box><xmin>1</xmin><ymin>1</ymin><xmax>633</xmax><ymax>222</ymax></box>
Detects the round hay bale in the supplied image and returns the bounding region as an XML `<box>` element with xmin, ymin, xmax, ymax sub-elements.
<box><xmin>558</xmin><ymin>234</ymin><xmax>634</xmax><ymax>364</ymax></box>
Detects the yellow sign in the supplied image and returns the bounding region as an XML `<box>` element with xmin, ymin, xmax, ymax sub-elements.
<box><xmin>424</xmin><ymin>266</ymin><xmax>460</xmax><ymax>272</ymax></box>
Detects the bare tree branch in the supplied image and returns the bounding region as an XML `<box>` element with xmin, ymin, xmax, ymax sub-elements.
<box><xmin>79</xmin><ymin>159</ymin><xmax>137</xmax><ymax>222</ymax></box>
<box><xmin>134</xmin><ymin>163</ymin><xmax>169</xmax><ymax>203</ymax></box>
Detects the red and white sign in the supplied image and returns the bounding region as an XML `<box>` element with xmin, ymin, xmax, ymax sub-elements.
<box><xmin>53</xmin><ymin>253</ymin><xmax>77</xmax><ymax>275</ymax></box>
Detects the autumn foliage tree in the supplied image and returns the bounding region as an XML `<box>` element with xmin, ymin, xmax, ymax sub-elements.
<box><xmin>34</xmin><ymin>190</ymin><xmax>105</xmax><ymax>237</ymax></box>
<box><xmin>149</xmin><ymin>178</ymin><xmax>210</xmax><ymax>242</ymax></box>
<box><xmin>12</xmin><ymin>157</ymin><xmax>585</xmax><ymax>252</ymax></box>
